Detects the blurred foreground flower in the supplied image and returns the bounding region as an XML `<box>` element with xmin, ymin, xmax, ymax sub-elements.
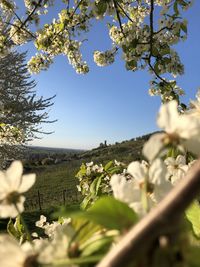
<box><xmin>0</xmin><ymin>235</ymin><xmax>37</xmax><ymax>267</ymax></box>
<box><xmin>0</xmin><ymin>161</ymin><xmax>36</xmax><ymax>218</ymax></box>
<box><xmin>110</xmin><ymin>159</ymin><xmax>172</xmax><ymax>217</ymax></box>
<box><xmin>143</xmin><ymin>100</ymin><xmax>200</xmax><ymax>161</ymax></box>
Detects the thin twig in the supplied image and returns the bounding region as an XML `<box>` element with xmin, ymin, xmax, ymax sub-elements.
<box><xmin>113</xmin><ymin>0</ymin><xmax>125</xmax><ymax>37</ymax></box>
<box><xmin>71</xmin><ymin>0</ymin><xmax>84</xmax><ymax>19</ymax></box>
<box><xmin>147</xmin><ymin>0</ymin><xmax>174</xmax><ymax>90</ymax></box>
<box><xmin>9</xmin><ymin>0</ymin><xmax>43</xmax><ymax>40</ymax></box>
<box><xmin>116</xmin><ymin>2</ymin><xmax>134</xmax><ymax>23</ymax></box>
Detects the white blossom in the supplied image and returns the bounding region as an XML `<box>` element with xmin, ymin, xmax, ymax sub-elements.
<box><xmin>0</xmin><ymin>161</ymin><xmax>36</xmax><ymax>218</ymax></box>
<box><xmin>164</xmin><ymin>155</ymin><xmax>188</xmax><ymax>185</ymax></box>
<box><xmin>143</xmin><ymin>101</ymin><xmax>200</xmax><ymax>161</ymax></box>
<box><xmin>0</xmin><ymin>235</ymin><xmax>37</xmax><ymax>267</ymax></box>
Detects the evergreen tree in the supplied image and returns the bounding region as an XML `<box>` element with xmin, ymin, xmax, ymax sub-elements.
<box><xmin>0</xmin><ymin>50</ymin><xmax>56</xmax><ymax>166</ymax></box>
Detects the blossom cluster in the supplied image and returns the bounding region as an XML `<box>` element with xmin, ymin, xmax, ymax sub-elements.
<box><xmin>27</xmin><ymin>53</ymin><xmax>53</xmax><ymax>74</ymax></box>
<box><xmin>9</xmin><ymin>20</ymin><xmax>32</xmax><ymax>45</ymax></box>
<box><xmin>0</xmin><ymin>123</ymin><xmax>24</xmax><ymax>145</ymax></box>
<box><xmin>93</xmin><ymin>49</ymin><xmax>116</xmax><ymax>67</ymax></box>
<box><xmin>0</xmin><ymin>0</ymin><xmax>193</xmax><ymax>101</ymax></box>
<box><xmin>76</xmin><ymin>160</ymin><xmax>125</xmax><ymax>208</ymax></box>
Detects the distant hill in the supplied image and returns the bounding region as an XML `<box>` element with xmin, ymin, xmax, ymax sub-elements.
<box><xmin>77</xmin><ymin>132</ymin><xmax>155</xmax><ymax>164</ymax></box>
<box><xmin>27</xmin><ymin>146</ymin><xmax>85</xmax><ymax>155</ymax></box>
<box><xmin>25</xmin><ymin>132</ymin><xmax>154</xmax><ymax>165</ymax></box>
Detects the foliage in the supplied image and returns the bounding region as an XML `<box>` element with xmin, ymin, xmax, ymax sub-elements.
<box><xmin>76</xmin><ymin>160</ymin><xmax>125</xmax><ymax>209</ymax></box>
<box><xmin>0</xmin><ymin>51</ymin><xmax>56</xmax><ymax>167</ymax></box>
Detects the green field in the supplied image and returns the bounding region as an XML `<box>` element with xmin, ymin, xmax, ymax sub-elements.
<box><xmin>24</xmin><ymin>160</ymin><xmax>83</xmax><ymax>211</ymax></box>
<box><xmin>24</xmin><ymin>133</ymin><xmax>153</xmax><ymax>211</ymax></box>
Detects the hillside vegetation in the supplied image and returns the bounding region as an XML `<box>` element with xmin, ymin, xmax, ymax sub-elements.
<box><xmin>24</xmin><ymin>133</ymin><xmax>153</xmax><ymax>210</ymax></box>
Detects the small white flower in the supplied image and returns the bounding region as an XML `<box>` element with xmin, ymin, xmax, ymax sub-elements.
<box><xmin>0</xmin><ymin>161</ymin><xmax>36</xmax><ymax>218</ymax></box>
<box><xmin>35</xmin><ymin>215</ymin><xmax>47</xmax><ymax>228</ymax></box>
<box><xmin>164</xmin><ymin>155</ymin><xmax>188</xmax><ymax>185</ymax></box>
<box><xmin>36</xmin><ymin>216</ymin><xmax>72</xmax><ymax>239</ymax></box>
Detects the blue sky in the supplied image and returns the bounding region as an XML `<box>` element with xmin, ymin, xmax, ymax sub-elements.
<box><xmin>18</xmin><ymin>1</ymin><xmax>200</xmax><ymax>149</ymax></box>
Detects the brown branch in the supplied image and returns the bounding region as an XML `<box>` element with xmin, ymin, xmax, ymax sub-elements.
<box><xmin>70</xmin><ymin>0</ymin><xmax>84</xmax><ymax>19</ymax></box>
<box><xmin>154</xmin><ymin>25</ymin><xmax>174</xmax><ymax>35</ymax></box>
<box><xmin>9</xmin><ymin>0</ymin><xmax>43</xmax><ymax>40</ymax></box>
<box><xmin>4</xmin><ymin>21</ymin><xmax>36</xmax><ymax>39</ymax></box>
<box><xmin>97</xmin><ymin>159</ymin><xmax>200</xmax><ymax>267</ymax></box>
<box><xmin>147</xmin><ymin>0</ymin><xmax>174</xmax><ymax>91</ymax></box>
<box><xmin>113</xmin><ymin>0</ymin><xmax>125</xmax><ymax>37</ymax></box>
<box><xmin>116</xmin><ymin>2</ymin><xmax>134</xmax><ymax>23</ymax></box>
<box><xmin>149</xmin><ymin>0</ymin><xmax>154</xmax><ymax>55</ymax></box>
<box><xmin>148</xmin><ymin>61</ymin><xmax>170</xmax><ymax>86</ymax></box>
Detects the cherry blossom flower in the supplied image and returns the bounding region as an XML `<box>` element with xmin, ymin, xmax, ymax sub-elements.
<box><xmin>38</xmin><ymin>222</ymin><xmax>75</xmax><ymax>264</ymax></box>
<box><xmin>164</xmin><ymin>155</ymin><xmax>188</xmax><ymax>185</ymax></box>
<box><xmin>0</xmin><ymin>161</ymin><xmax>36</xmax><ymax>218</ymax></box>
<box><xmin>110</xmin><ymin>159</ymin><xmax>172</xmax><ymax>216</ymax></box>
<box><xmin>128</xmin><ymin>159</ymin><xmax>172</xmax><ymax>203</ymax></box>
<box><xmin>143</xmin><ymin>100</ymin><xmax>200</xmax><ymax>161</ymax></box>
<box><xmin>36</xmin><ymin>215</ymin><xmax>72</xmax><ymax>239</ymax></box>
<box><xmin>110</xmin><ymin>173</ymin><xmax>146</xmax><ymax>216</ymax></box>
<box><xmin>0</xmin><ymin>235</ymin><xmax>38</xmax><ymax>267</ymax></box>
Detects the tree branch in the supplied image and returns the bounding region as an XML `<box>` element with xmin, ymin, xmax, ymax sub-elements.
<box><xmin>113</xmin><ymin>0</ymin><xmax>125</xmax><ymax>37</ymax></box>
<box><xmin>97</xmin><ymin>159</ymin><xmax>200</xmax><ymax>267</ymax></box>
<box><xmin>116</xmin><ymin>2</ymin><xmax>134</xmax><ymax>23</ymax></box>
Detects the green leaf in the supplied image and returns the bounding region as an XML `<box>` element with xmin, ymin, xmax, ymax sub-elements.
<box><xmin>160</xmin><ymin>46</ymin><xmax>170</xmax><ymax>56</ymax></box>
<box><xmin>81</xmin><ymin>235</ymin><xmax>113</xmax><ymax>257</ymax></box>
<box><xmin>181</xmin><ymin>22</ymin><xmax>187</xmax><ymax>34</ymax></box>
<box><xmin>90</xmin><ymin>176</ymin><xmax>102</xmax><ymax>196</ymax></box>
<box><xmin>152</xmin><ymin>47</ymin><xmax>159</xmax><ymax>57</ymax></box>
<box><xmin>126</xmin><ymin>60</ymin><xmax>137</xmax><ymax>71</ymax></box>
<box><xmin>76</xmin><ymin>163</ymin><xmax>86</xmax><ymax>178</ymax></box>
<box><xmin>154</xmin><ymin>62</ymin><xmax>160</xmax><ymax>74</ymax></box>
<box><xmin>14</xmin><ymin>216</ymin><xmax>24</xmax><ymax>235</ymax></box>
<box><xmin>186</xmin><ymin>201</ymin><xmax>200</xmax><ymax>238</ymax></box>
<box><xmin>108</xmin><ymin>166</ymin><xmax>123</xmax><ymax>175</ymax></box>
<box><xmin>83</xmin><ymin>196</ymin><xmax>138</xmax><ymax>231</ymax></box>
<box><xmin>7</xmin><ymin>219</ymin><xmax>19</xmax><ymax>239</ymax></box>
<box><xmin>81</xmin><ymin>194</ymin><xmax>94</xmax><ymax>210</ymax></box>
<box><xmin>94</xmin><ymin>1</ymin><xmax>107</xmax><ymax>16</ymax></box>
<box><xmin>71</xmin><ymin>217</ymin><xmax>101</xmax><ymax>245</ymax></box>
<box><xmin>7</xmin><ymin>216</ymin><xmax>25</xmax><ymax>241</ymax></box>
<box><xmin>173</xmin><ymin>2</ymin><xmax>179</xmax><ymax>15</ymax></box>
<box><xmin>53</xmin><ymin>255</ymin><xmax>104</xmax><ymax>265</ymax></box>
<box><xmin>104</xmin><ymin>161</ymin><xmax>114</xmax><ymax>171</ymax></box>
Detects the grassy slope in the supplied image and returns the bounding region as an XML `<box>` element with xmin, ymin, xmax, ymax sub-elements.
<box><xmin>24</xmin><ymin>133</ymin><xmax>152</xmax><ymax>210</ymax></box>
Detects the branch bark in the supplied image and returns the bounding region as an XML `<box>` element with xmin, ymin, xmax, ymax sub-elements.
<box><xmin>97</xmin><ymin>159</ymin><xmax>200</xmax><ymax>267</ymax></box>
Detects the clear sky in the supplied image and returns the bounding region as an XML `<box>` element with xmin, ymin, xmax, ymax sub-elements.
<box><xmin>18</xmin><ymin>1</ymin><xmax>200</xmax><ymax>150</ymax></box>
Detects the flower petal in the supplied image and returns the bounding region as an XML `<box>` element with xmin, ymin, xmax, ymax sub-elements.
<box><xmin>157</xmin><ymin>100</ymin><xmax>179</xmax><ymax>132</ymax></box>
<box><xmin>149</xmin><ymin>159</ymin><xmax>168</xmax><ymax>185</ymax></box>
<box><xmin>5</xmin><ymin>161</ymin><xmax>23</xmax><ymax>191</ymax></box>
<box><xmin>18</xmin><ymin>174</ymin><xmax>36</xmax><ymax>193</ymax></box>
<box><xmin>142</xmin><ymin>133</ymin><xmax>165</xmax><ymax>162</ymax></box>
<box><xmin>0</xmin><ymin>196</ymin><xmax>25</xmax><ymax>218</ymax></box>
<box><xmin>127</xmin><ymin>161</ymin><xmax>146</xmax><ymax>181</ymax></box>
